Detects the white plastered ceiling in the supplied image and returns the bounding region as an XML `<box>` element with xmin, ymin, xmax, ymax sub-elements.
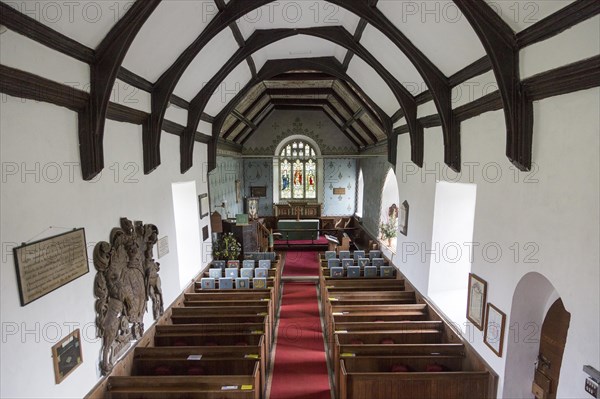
<box><xmin>484</xmin><ymin>0</ymin><xmax>576</xmax><ymax>33</ymax></box>
<box><xmin>235</xmin><ymin>1</ymin><xmax>361</xmax><ymax>40</ymax></box>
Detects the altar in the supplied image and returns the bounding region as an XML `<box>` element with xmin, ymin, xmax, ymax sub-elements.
<box><xmin>277</xmin><ymin>219</ymin><xmax>320</xmax><ymax>240</ymax></box>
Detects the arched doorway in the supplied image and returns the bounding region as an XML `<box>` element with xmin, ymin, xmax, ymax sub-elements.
<box><xmin>534</xmin><ymin>299</ymin><xmax>571</xmax><ymax>399</ymax></box>
<box><xmin>504</xmin><ymin>273</ymin><xmax>571</xmax><ymax>398</ymax></box>
<box><xmin>379</xmin><ymin>168</ymin><xmax>399</xmax><ymax>250</ymax></box>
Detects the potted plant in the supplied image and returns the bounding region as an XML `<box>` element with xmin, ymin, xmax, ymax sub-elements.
<box><xmin>212</xmin><ymin>232</ymin><xmax>242</xmax><ymax>261</ymax></box>
<box><xmin>380</xmin><ymin>219</ymin><xmax>398</xmax><ymax>246</ymax></box>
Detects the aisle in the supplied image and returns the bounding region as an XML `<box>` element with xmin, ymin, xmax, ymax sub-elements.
<box><xmin>269</xmin><ymin>281</ymin><xmax>331</xmax><ymax>399</ymax></box>
<box><xmin>282</xmin><ymin>251</ymin><xmax>321</xmax><ymax>277</ymax></box>
<box><xmin>269</xmin><ymin>251</ymin><xmax>331</xmax><ymax>398</ymax></box>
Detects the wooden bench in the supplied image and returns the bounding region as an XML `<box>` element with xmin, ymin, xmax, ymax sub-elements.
<box><xmin>107</xmin><ymin>375</ymin><xmax>259</xmax><ymax>399</ymax></box>
<box><xmin>339</xmin><ymin>357</ymin><xmax>490</xmax><ymax>399</ymax></box>
<box><xmin>132</xmin><ymin>346</ymin><xmax>266</xmax><ymax>393</ymax></box>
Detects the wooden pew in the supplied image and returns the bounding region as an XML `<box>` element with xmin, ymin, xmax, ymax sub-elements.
<box><xmin>107</xmin><ymin>376</ymin><xmax>259</xmax><ymax>399</ymax></box>
<box><xmin>339</xmin><ymin>358</ymin><xmax>490</xmax><ymax>399</ymax></box>
<box><xmin>153</xmin><ymin>332</ymin><xmax>267</xmax><ymax>372</ymax></box>
<box><xmin>131</xmin><ymin>346</ymin><xmax>266</xmax><ymax>393</ymax></box>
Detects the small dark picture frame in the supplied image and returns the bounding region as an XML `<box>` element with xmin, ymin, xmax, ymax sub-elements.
<box><xmin>466</xmin><ymin>273</ymin><xmax>487</xmax><ymax>330</ymax></box>
<box><xmin>250</xmin><ymin>186</ymin><xmax>267</xmax><ymax>197</ymax></box>
<box><xmin>52</xmin><ymin>329</ymin><xmax>83</xmax><ymax>384</ymax></box>
<box><xmin>484</xmin><ymin>303</ymin><xmax>506</xmax><ymax>357</ymax></box>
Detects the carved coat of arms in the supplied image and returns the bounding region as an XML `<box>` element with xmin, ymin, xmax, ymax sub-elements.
<box><xmin>93</xmin><ymin>218</ymin><xmax>164</xmax><ymax>375</ymax></box>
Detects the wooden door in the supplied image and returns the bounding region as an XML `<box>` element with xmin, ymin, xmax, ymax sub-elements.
<box><xmin>535</xmin><ymin>299</ymin><xmax>570</xmax><ymax>399</ymax></box>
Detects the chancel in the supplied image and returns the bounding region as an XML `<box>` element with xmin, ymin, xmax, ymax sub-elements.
<box><xmin>1</xmin><ymin>1</ymin><xmax>598</xmax><ymax>399</ymax></box>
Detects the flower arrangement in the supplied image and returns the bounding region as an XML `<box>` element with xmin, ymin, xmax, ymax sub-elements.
<box><xmin>212</xmin><ymin>232</ymin><xmax>242</xmax><ymax>260</ymax></box>
<box><xmin>380</xmin><ymin>219</ymin><xmax>398</xmax><ymax>240</ymax></box>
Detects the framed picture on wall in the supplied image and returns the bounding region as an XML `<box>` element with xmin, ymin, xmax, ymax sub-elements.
<box><xmin>250</xmin><ymin>186</ymin><xmax>267</xmax><ymax>197</ymax></box>
<box><xmin>198</xmin><ymin>193</ymin><xmax>209</xmax><ymax>219</ymax></box>
<box><xmin>399</xmin><ymin>200</ymin><xmax>409</xmax><ymax>236</ymax></box>
<box><xmin>52</xmin><ymin>329</ymin><xmax>83</xmax><ymax>384</ymax></box>
<box><xmin>484</xmin><ymin>303</ymin><xmax>506</xmax><ymax>357</ymax></box>
<box><xmin>235</xmin><ymin>179</ymin><xmax>241</xmax><ymax>203</ymax></box>
<box><xmin>466</xmin><ymin>273</ymin><xmax>487</xmax><ymax>330</ymax></box>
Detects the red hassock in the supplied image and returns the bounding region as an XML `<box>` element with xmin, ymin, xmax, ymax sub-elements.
<box><xmin>269</xmin><ymin>281</ymin><xmax>331</xmax><ymax>399</ymax></box>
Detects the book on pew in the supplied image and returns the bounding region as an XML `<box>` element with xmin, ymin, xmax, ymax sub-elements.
<box><xmin>212</xmin><ymin>260</ymin><xmax>226</xmax><ymax>269</ymax></box>
<box><xmin>200</xmin><ymin>278</ymin><xmax>215</xmax><ymax>289</ymax></box>
<box><xmin>325</xmin><ymin>250</ymin><xmax>337</xmax><ymax>260</ymax></box>
<box><xmin>358</xmin><ymin>258</ymin><xmax>369</xmax><ymax>267</ymax></box>
<box><xmin>235</xmin><ymin>277</ymin><xmax>250</xmax><ymax>289</ymax></box>
<box><xmin>372</xmin><ymin>258</ymin><xmax>385</xmax><ymax>267</ymax></box>
<box><xmin>328</xmin><ymin>258</ymin><xmax>341</xmax><ymax>268</ymax></box>
<box><xmin>325</xmin><ymin>234</ymin><xmax>339</xmax><ymax>245</ymax></box>
<box><xmin>364</xmin><ymin>266</ymin><xmax>378</xmax><ymax>277</ymax></box>
<box><xmin>368</xmin><ymin>250</ymin><xmax>382</xmax><ymax>260</ymax></box>
<box><xmin>379</xmin><ymin>266</ymin><xmax>394</xmax><ymax>277</ymax></box>
<box><xmin>353</xmin><ymin>250</ymin><xmax>365</xmax><ymax>260</ymax></box>
<box><xmin>243</xmin><ymin>259</ymin><xmax>255</xmax><ymax>268</ymax></box>
<box><xmin>227</xmin><ymin>260</ymin><xmax>240</xmax><ymax>268</ymax></box>
<box><xmin>209</xmin><ymin>268</ymin><xmax>222</xmax><ymax>279</ymax></box>
<box><xmin>254</xmin><ymin>268</ymin><xmax>268</xmax><ymax>278</ymax></box>
<box><xmin>339</xmin><ymin>250</ymin><xmax>351</xmax><ymax>260</ymax></box>
<box><xmin>240</xmin><ymin>268</ymin><xmax>254</xmax><ymax>278</ymax></box>
<box><xmin>258</xmin><ymin>259</ymin><xmax>271</xmax><ymax>269</ymax></box>
<box><xmin>225</xmin><ymin>267</ymin><xmax>239</xmax><ymax>278</ymax></box>
<box><xmin>347</xmin><ymin>266</ymin><xmax>360</xmax><ymax>278</ymax></box>
<box><xmin>330</xmin><ymin>267</ymin><xmax>344</xmax><ymax>278</ymax></box>
<box><xmin>219</xmin><ymin>278</ymin><xmax>233</xmax><ymax>290</ymax></box>
<box><xmin>253</xmin><ymin>277</ymin><xmax>267</xmax><ymax>289</ymax></box>
<box><xmin>342</xmin><ymin>258</ymin><xmax>354</xmax><ymax>268</ymax></box>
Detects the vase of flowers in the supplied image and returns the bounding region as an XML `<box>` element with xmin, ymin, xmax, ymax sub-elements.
<box><xmin>212</xmin><ymin>232</ymin><xmax>242</xmax><ymax>261</ymax></box>
<box><xmin>380</xmin><ymin>217</ymin><xmax>398</xmax><ymax>247</ymax></box>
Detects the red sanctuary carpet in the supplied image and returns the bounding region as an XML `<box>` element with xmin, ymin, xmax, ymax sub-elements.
<box><xmin>269</xmin><ymin>282</ymin><xmax>331</xmax><ymax>399</ymax></box>
<box><xmin>282</xmin><ymin>251</ymin><xmax>321</xmax><ymax>277</ymax></box>
<box><xmin>274</xmin><ymin>236</ymin><xmax>329</xmax><ymax>246</ymax></box>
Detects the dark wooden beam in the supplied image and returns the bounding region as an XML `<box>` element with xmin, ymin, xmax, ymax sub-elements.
<box><xmin>210</xmin><ymin>57</ymin><xmax>390</xmax><ymax>171</ymax></box>
<box><xmin>321</xmin><ymin>107</ymin><xmax>363</xmax><ymax>148</ymax></box>
<box><xmin>448</xmin><ymin>56</ymin><xmax>493</xmax><ymax>87</ymax></box>
<box><xmin>266</xmin><ymin>88</ymin><xmax>332</xmax><ymax>97</ymax></box>
<box><xmin>232</xmin><ymin>110</ymin><xmax>258</xmax><ymax>130</ymax></box>
<box><xmin>517</xmin><ymin>0</ymin><xmax>600</xmax><ymax>49</ymax></box>
<box><xmin>270</xmin><ymin>73</ymin><xmax>334</xmax><ymax>81</ymax></box>
<box><xmin>223</xmin><ymin>90</ymin><xmax>268</xmax><ymax>139</ymax></box>
<box><xmin>238</xmin><ymin>103</ymin><xmax>275</xmax><ymax>145</ymax></box>
<box><xmin>342</xmin><ymin>18</ymin><xmax>368</xmax><ymax>71</ymax></box>
<box><xmin>0</xmin><ymin>2</ymin><xmax>94</xmax><ymax>64</ymax></box>
<box><xmin>330</xmin><ymin>90</ymin><xmax>378</xmax><ymax>144</ymax></box>
<box><xmin>83</xmin><ymin>0</ymin><xmax>161</xmax><ymax>179</ymax></box>
<box><xmin>331</xmin><ymin>0</ymin><xmax>456</xmax><ymax>171</ymax></box>
<box><xmin>0</xmin><ymin>64</ymin><xmax>88</xmax><ymax>111</ymax></box>
<box><xmin>151</xmin><ymin>0</ymin><xmax>272</xmax><ymax>173</ymax></box>
<box><xmin>455</xmin><ymin>0</ymin><xmax>531</xmax><ymax>171</ymax></box>
<box><xmin>182</xmin><ymin>27</ymin><xmax>403</xmax><ymax>173</ymax></box>
<box><xmin>522</xmin><ymin>55</ymin><xmax>600</xmax><ymax>101</ymax></box>
<box><xmin>325</xmin><ymin>103</ymin><xmax>370</xmax><ymax>147</ymax></box>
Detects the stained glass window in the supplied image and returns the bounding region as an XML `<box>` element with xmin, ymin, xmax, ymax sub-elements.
<box><xmin>279</xmin><ymin>140</ymin><xmax>318</xmax><ymax>200</ymax></box>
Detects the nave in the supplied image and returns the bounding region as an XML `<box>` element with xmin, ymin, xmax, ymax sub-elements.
<box><xmin>90</xmin><ymin>248</ymin><xmax>495</xmax><ymax>399</ymax></box>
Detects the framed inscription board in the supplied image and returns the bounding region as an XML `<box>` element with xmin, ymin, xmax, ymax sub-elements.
<box><xmin>52</xmin><ymin>329</ymin><xmax>83</xmax><ymax>384</ymax></box>
<box><xmin>14</xmin><ymin>228</ymin><xmax>89</xmax><ymax>306</ymax></box>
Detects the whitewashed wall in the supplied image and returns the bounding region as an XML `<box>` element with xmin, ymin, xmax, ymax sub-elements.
<box><xmin>393</xmin><ymin>87</ymin><xmax>600</xmax><ymax>398</ymax></box>
<box><xmin>0</xmin><ymin>97</ymin><xmax>211</xmax><ymax>398</ymax></box>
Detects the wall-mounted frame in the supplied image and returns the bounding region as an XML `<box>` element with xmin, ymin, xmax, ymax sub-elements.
<box><xmin>466</xmin><ymin>273</ymin><xmax>488</xmax><ymax>330</ymax></box>
<box><xmin>202</xmin><ymin>226</ymin><xmax>209</xmax><ymax>242</ymax></box>
<box><xmin>198</xmin><ymin>193</ymin><xmax>209</xmax><ymax>219</ymax></box>
<box><xmin>235</xmin><ymin>179</ymin><xmax>242</xmax><ymax>203</ymax></box>
<box><xmin>52</xmin><ymin>329</ymin><xmax>83</xmax><ymax>384</ymax></box>
<box><xmin>399</xmin><ymin>200</ymin><xmax>409</xmax><ymax>236</ymax></box>
<box><xmin>333</xmin><ymin>187</ymin><xmax>346</xmax><ymax>195</ymax></box>
<box><xmin>484</xmin><ymin>303</ymin><xmax>506</xmax><ymax>357</ymax></box>
<box><xmin>250</xmin><ymin>186</ymin><xmax>267</xmax><ymax>198</ymax></box>
<box><xmin>13</xmin><ymin>228</ymin><xmax>89</xmax><ymax>306</ymax></box>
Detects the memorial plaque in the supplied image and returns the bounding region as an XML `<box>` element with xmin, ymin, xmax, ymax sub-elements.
<box><xmin>157</xmin><ymin>236</ymin><xmax>169</xmax><ymax>259</ymax></box>
<box><xmin>14</xmin><ymin>228</ymin><xmax>89</xmax><ymax>306</ymax></box>
<box><xmin>333</xmin><ymin>187</ymin><xmax>346</xmax><ymax>195</ymax></box>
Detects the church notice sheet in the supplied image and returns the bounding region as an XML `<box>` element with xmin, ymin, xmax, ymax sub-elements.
<box><xmin>13</xmin><ymin>228</ymin><xmax>89</xmax><ymax>306</ymax></box>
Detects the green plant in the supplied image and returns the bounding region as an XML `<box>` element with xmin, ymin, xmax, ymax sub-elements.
<box><xmin>379</xmin><ymin>218</ymin><xmax>398</xmax><ymax>240</ymax></box>
<box><xmin>212</xmin><ymin>232</ymin><xmax>242</xmax><ymax>260</ymax></box>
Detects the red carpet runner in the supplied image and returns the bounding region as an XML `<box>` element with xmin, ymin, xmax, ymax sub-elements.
<box><xmin>282</xmin><ymin>251</ymin><xmax>321</xmax><ymax>277</ymax></box>
<box><xmin>270</xmin><ymin>252</ymin><xmax>331</xmax><ymax>398</ymax></box>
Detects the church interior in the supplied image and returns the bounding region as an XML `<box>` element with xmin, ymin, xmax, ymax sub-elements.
<box><xmin>1</xmin><ymin>1</ymin><xmax>599</xmax><ymax>398</ymax></box>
